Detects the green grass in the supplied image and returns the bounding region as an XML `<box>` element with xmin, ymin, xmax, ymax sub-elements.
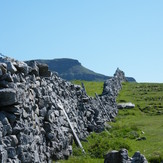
<box><xmin>111</xmin><ymin>109</ymin><xmax>163</xmax><ymax>160</ymax></box>
<box><xmin>72</xmin><ymin>80</ymin><xmax>104</xmax><ymax>97</ymax></box>
<box><xmin>57</xmin><ymin>81</ymin><xmax>163</xmax><ymax>163</ymax></box>
<box><xmin>117</xmin><ymin>82</ymin><xmax>163</xmax><ymax>115</ymax></box>
<box><xmin>57</xmin><ymin>157</ymin><xmax>103</xmax><ymax>163</ymax></box>
<box><xmin>115</xmin><ymin>82</ymin><xmax>163</xmax><ymax>161</ymax></box>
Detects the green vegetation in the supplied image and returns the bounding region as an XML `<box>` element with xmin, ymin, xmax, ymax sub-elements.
<box><xmin>117</xmin><ymin>82</ymin><xmax>163</xmax><ymax>115</ymax></box>
<box><xmin>59</xmin><ymin>82</ymin><xmax>163</xmax><ymax>163</ymax></box>
<box><xmin>72</xmin><ymin>80</ymin><xmax>104</xmax><ymax>97</ymax></box>
<box><xmin>56</xmin><ymin>156</ymin><xmax>103</xmax><ymax>163</ymax></box>
<box><xmin>116</xmin><ymin>82</ymin><xmax>163</xmax><ymax>162</ymax></box>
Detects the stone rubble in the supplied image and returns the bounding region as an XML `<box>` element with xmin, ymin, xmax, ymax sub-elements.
<box><xmin>0</xmin><ymin>56</ymin><xmax>127</xmax><ymax>162</ymax></box>
<box><xmin>104</xmin><ymin>149</ymin><xmax>148</xmax><ymax>163</ymax></box>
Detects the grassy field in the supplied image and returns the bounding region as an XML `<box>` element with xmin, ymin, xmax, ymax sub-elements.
<box><xmin>116</xmin><ymin>82</ymin><xmax>163</xmax><ymax>161</ymax></box>
<box><xmin>117</xmin><ymin>82</ymin><xmax>163</xmax><ymax>115</ymax></box>
<box><xmin>57</xmin><ymin>81</ymin><xmax>163</xmax><ymax>163</ymax></box>
<box><xmin>72</xmin><ymin>80</ymin><xmax>104</xmax><ymax>97</ymax></box>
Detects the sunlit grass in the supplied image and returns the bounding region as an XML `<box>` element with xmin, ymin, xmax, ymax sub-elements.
<box><xmin>58</xmin><ymin>157</ymin><xmax>104</xmax><ymax>163</ymax></box>
<box><xmin>72</xmin><ymin>80</ymin><xmax>104</xmax><ymax>97</ymax></box>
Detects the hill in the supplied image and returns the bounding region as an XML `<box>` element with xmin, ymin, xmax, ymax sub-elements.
<box><xmin>27</xmin><ymin>58</ymin><xmax>136</xmax><ymax>82</ymax></box>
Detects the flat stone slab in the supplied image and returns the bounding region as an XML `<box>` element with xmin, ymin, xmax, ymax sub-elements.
<box><xmin>117</xmin><ymin>102</ymin><xmax>135</xmax><ymax>109</ymax></box>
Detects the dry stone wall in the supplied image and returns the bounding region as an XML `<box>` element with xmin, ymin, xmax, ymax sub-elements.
<box><xmin>0</xmin><ymin>56</ymin><xmax>125</xmax><ymax>162</ymax></box>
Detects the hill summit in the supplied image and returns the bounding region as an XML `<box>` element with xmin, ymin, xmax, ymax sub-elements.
<box><xmin>29</xmin><ymin>58</ymin><xmax>136</xmax><ymax>82</ymax></box>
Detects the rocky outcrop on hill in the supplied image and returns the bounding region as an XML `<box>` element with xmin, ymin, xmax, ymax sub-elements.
<box><xmin>0</xmin><ymin>56</ymin><xmax>125</xmax><ymax>162</ymax></box>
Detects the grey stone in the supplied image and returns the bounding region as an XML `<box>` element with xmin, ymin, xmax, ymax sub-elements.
<box><xmin>47</xmin><ymin>132</ymin><xmax>58</xmax><ymax>141</ymax></box>
<box><xmin>45</xmin><ymin>110</ymin><xmax>55</xmax><ymax>123</ymax></box>
<box><xmin>86</xmin><ymin>111</ymin><xmax>92</xmax><ymax>118</ymax></box>
<box><xmin>18</xmin><ymin>133</ymin><xmax>32</xmax><ymax>145</ymax></box>
<box><xmin>2</xmin><ymin>136</ymin><xmax>11</xmax><ymax>147</ymax></box>
<box><xmin>16</xmin><ymin>87</ymin><xmax>26</xmax><ymax>104</ymax></box>
<box><xmin>7</xmin><ymin>147</ymin><xmax>16</xmax><ymax>158</ymax></box>
<box><xmin>0</xmin><ymin>63</ymin><xmax>7</xmax><ymax>74</ymax></box>
<box><xmin>15</xmin><ymin>61</ymin><xmax>29</xmax><ymax>75</ymax></box>
<box><xmin>19</xmin><ymin>151</ymin><xmax>33</xmax><ymax>162</ymax></box>
<box><xmin>3</xmin><ymin>112</ymin><xmax>16</xmax><ymax>126</ymax></box>
<box><xmin>0</xmin><ymin>132</ymin><xmax>2</xmax><ymax>139</ymax></box>
<box><xmin>0</xmin><ymin>112</ymin><xmax>8</xmax><ymax>125</ymax></box>
<box><xmin>136</xmin><ymin>137</ymin><xmax>146</xmax><ymax>141</ymax></box>
<box><xmin>19</xmin><ymin>73</ymin><xmax>26</xmax><ymax>82</ymax></box>
<box><xmin>102</xmin><ymin>69</ymin><xmax>125</xmax><ymax>97</ymax></box>
<box><xmin>104</xmin><ymin>149</ymin><xmax>148</xmax><ymax>163</ymax></box>
<box><xmin>119</xmin><ymin>149</ymin><xmax>130</xmax><ymax>162</ymax></box>
<box><xmin>114</xmin><ymin>68</ymin><xmax>126</xmax><ymax>82</ymax></box>
<box><xmin>0</xmin><ymin>69</ymin><xmax>2</xmax><ymax>76</ymax></box>
<box><xmin>87</xmin><ymin>124</ymin><xmax>95</xmax><ymax>132</ymax></box>
<box><xmin>10</xmin><ymin>135</ymin><xmax>19</xmax><ymax>146</ymax></box>
<box><xmin>62</xmin><ymin>149</ymin><xmax>70</xmax><ymax>159</ymax></box>
<box><xmin>0</xmin><ymin>88</ymin><xmax>17</xmax><ymax>106</ymax></box>
<box><xmin>7</xmin><ymin>158</ymin><xmax>20</xmax><ymax>163</ymax></box>
<box><xmin>12</xmin><ymin>74</ymin><xmax>20</xmax><ymax>82</ymax></box>
<box><xmin>27</xmin><ymin>61</ymin><xmax>39</xmax><ymax>76</ymax></box>
<box><xmin>6</xmin><ymin>61</ymin><xmax>17</xmax><ymax>74</ymax></box>
<box><xmin>131</xmin><ymin>151</ymin><xmax>148</xmax><ymax>163</ymax></box>
<box><xmin>0</xmin><ymin>146</ymin><xmax>8</xmax><ymax>163</ymax></box>
<box><xmin>37</xmin><ymin>62</ymin><xmax>51</xmax><ymax>77</ymax></box>
<box><xmin>13</xmin><ymin>158</ymin><xmax>21</xmax><ymax>163</ymax></box>
<box><xmin>104</xmin><ymin>150</ymin><xmax>120</xmax><ymax>163</ymax></box>
<box><xmin>39</xmin><ymin>107</ymin><xmax>47</xmax><ymax>117</ymax></box>
<box><xmin>34</xmin><ymin>150</ymin><xmax>40</xmax><ymax>163</ymax></box>
<box><xmin>54</xmin><ymin>110</ymin><xmax>60</xmax><ymax>117</ymax></box>
<box><xmin>0</xmin><ymin>113</ymin><xmax>12</xmax><ymax>136</ymax></box>
<box><xmin>12</xmin><ymin>122</ymin><xmax>24</xmax><ymax>134</ymax></box>
<box><xmin>22</xmin><ymin>109</ymin><xmax>29</xmax><ymax>118</ymax></box>
<box><xmin>34</xmin><ymin>114</ymin><xmax>40</xmax><ymax>125</ymax></box>
<box><xmin>1</xmin><ymin>73</ymin><xmax>14</xmax><ymax>82</ymax></box>
<box><xmin>5</xmin><ymin>105</ymin><xmax>22</xmax><ymax>115</ymax></box>
<box><xmin>0</xmin><ymin>80</ymin><xmax>8</xmax><ymax>87</ymax></box>
<box><xmin>82</xmin><ymin>97</ymin><xmax>89</xmax><ymax>102</ymax></box>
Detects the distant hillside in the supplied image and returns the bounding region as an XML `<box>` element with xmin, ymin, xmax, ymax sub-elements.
<box><xmin>26</xmin><ymin>58</ymin><xmax>136</xmax><ymax>82</ymax></box>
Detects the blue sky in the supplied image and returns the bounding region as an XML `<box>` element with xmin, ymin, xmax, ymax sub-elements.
<box><xmin>0</xmin><ymin>1</ymin><xmax>163</xmax><ymax>82</ymax></box>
